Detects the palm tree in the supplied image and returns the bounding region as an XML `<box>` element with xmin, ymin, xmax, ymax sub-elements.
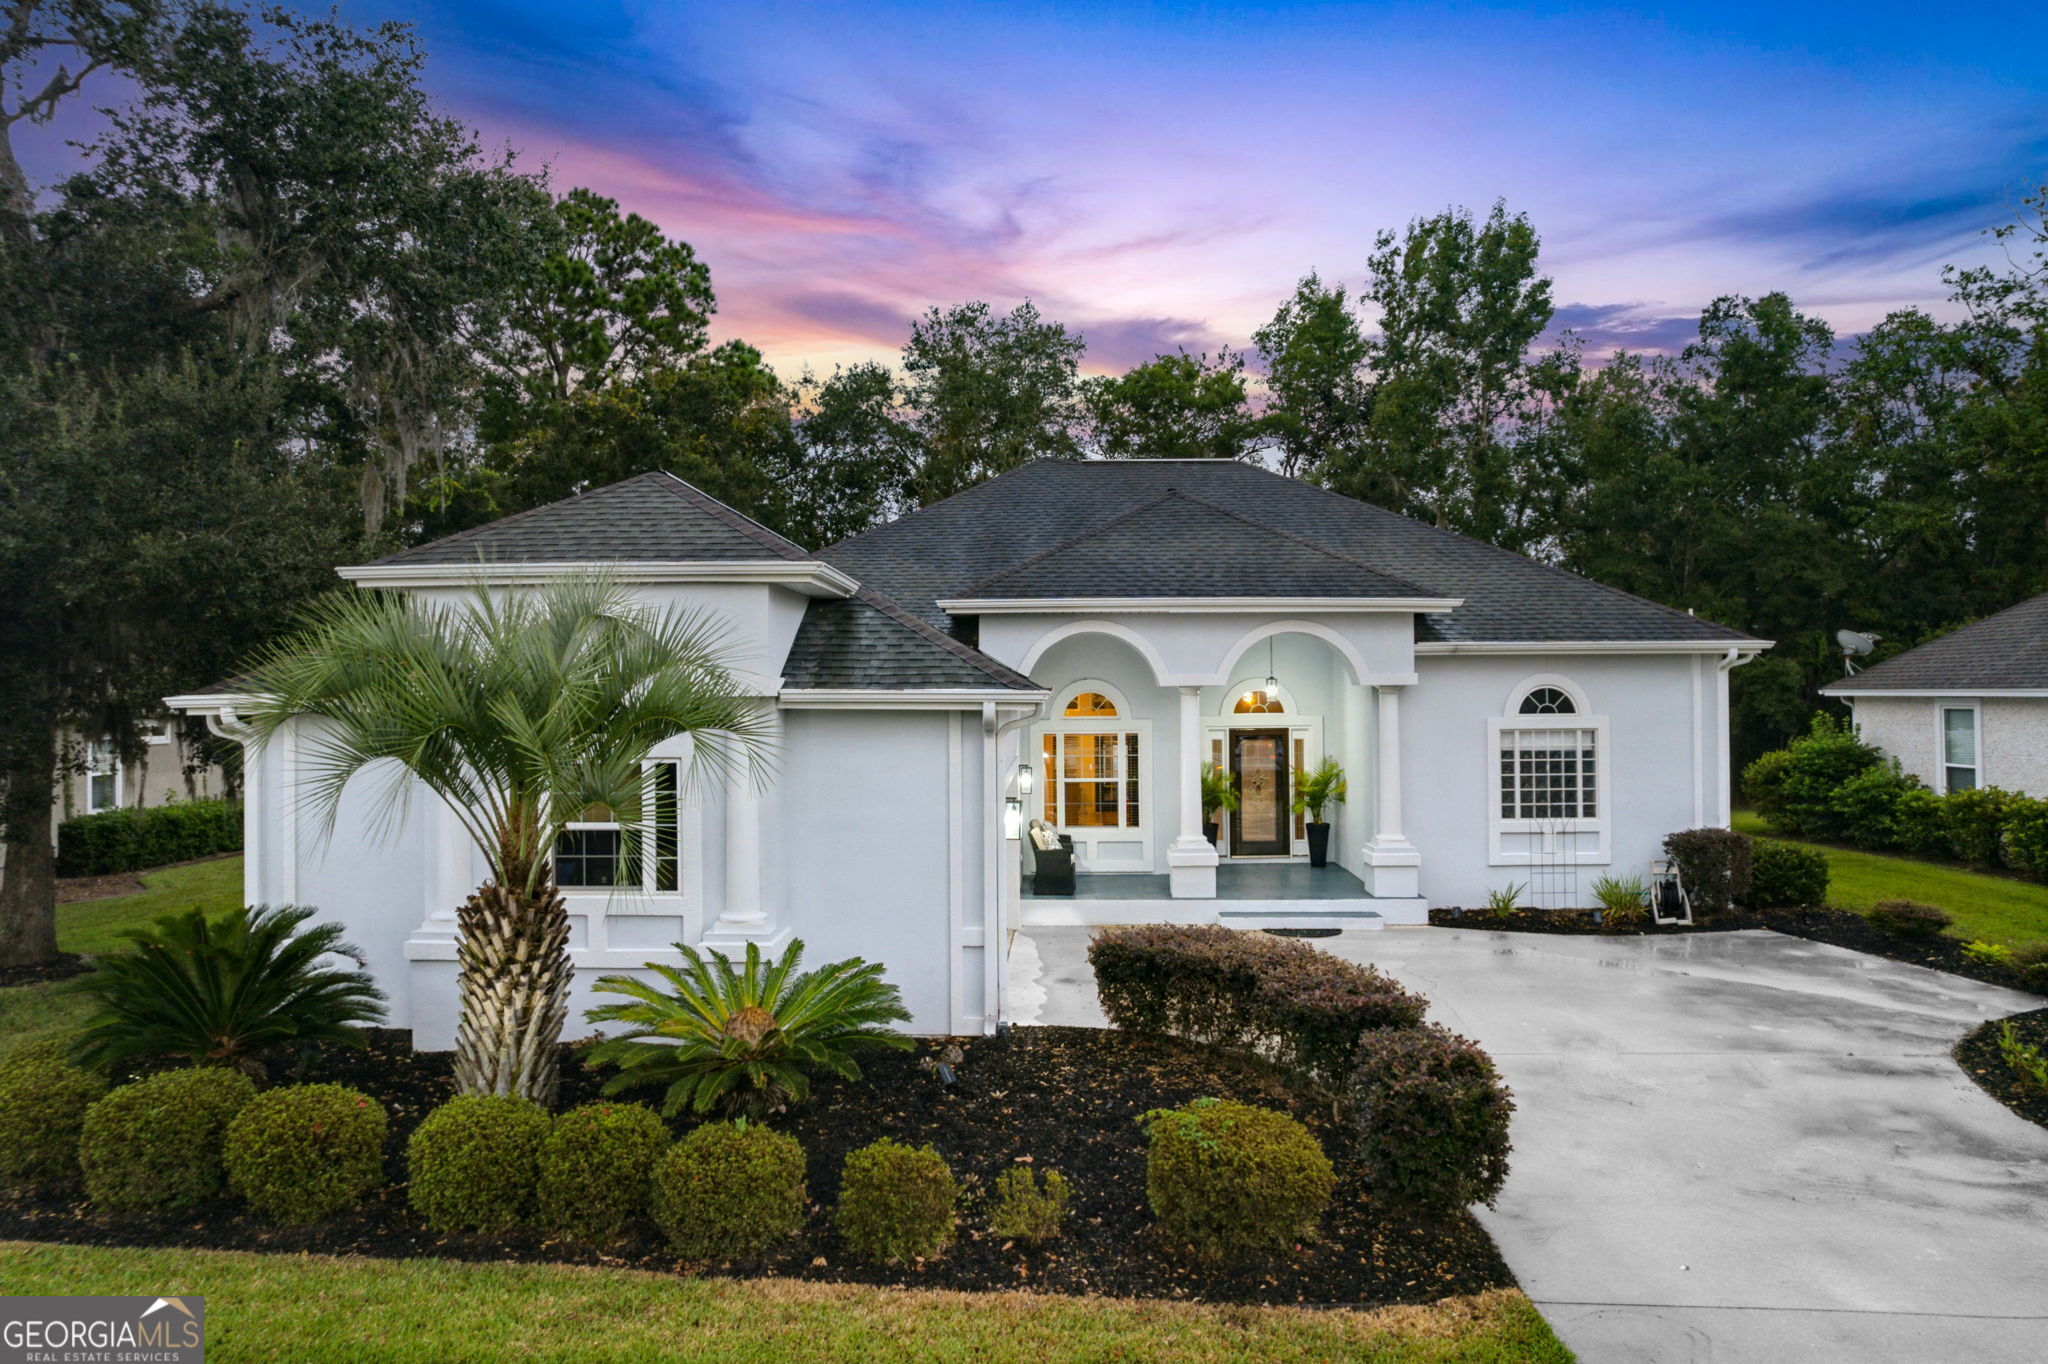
<box><xmin>240</xmin><ymin>573</ymin><xmax>766</xmax><ymax>1104</ymax></box>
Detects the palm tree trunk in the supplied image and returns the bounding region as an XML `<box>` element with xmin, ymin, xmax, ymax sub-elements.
<box><xmin>452</xmin><ymin>879</ymin><xmax>571</xmax><ymax>1105</ymax></box>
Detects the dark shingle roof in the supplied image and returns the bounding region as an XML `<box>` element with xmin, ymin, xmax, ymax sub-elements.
<box><xmin>820</xmin><ymin>460</ymin><xmax>1757</xmax><ymax>644</ymax></box>
<box><xmin>371</xmin><ymin>471</ymin><xmax>811</xmax><ymax>565</ymax></box>
<box><xmin>1825</xmin><ymin>592</ymin><xmax>2048</xmax><ymax>693</ymax></box>
<box><xmin>953</xmin><ymin>490</ymin><xmax>1438</xmax><ymax>601</ymax></box>
<box><xmin>782</xmin><ymin>591</ymin><xmax>1039</xmax><ymax>691</ymax></box>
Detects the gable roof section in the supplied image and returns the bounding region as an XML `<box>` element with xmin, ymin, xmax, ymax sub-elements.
<box><xmin>369</xmin><ymin>471</ymin><xmax>812</xmax><ymax>565</ymax></box>
<box><xmin>946</xmin><ymin>490</ymin><xmax>1443</xmax><ymax>603</ymax></box>
<box><xmin>782</xmin><ymin>590</ymin><xmax>1040</xmax><ymax>691</ymax></box>
<box><xmin>819</xmin><ymin>460</ymin><xmax>1759</xmax><ymax>645</ymax></box>
<box><xmin>1823</xmin><ymin>591</ymin><xmax>2048</xmax><ymax>693</ymax></box>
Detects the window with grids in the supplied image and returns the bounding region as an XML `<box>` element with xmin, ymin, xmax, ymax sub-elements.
<box><xmin>554</xmin><ymin>761</ymin><xmax>681</xmax><ymax>891</ymax></box>
<box><xmin>1498</xmin><ymin>728</ymin><xmax>1598</xmax><ymax>820</ymax></box>
<box><xmin>1041</xmin><ymin>731</ymin><xmax>1141</xmax><ymax>828</ymax></box>
<box><xmin>85</xmin><ymin>739</ymin><xmax>118</xmax><ymax>814</ymax></box>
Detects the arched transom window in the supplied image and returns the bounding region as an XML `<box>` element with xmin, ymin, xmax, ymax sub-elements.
<box><xmin>1232</xmin><ymin>689</ymin><xmax>1285</xmax><ymax>714</ymax></box>
<box><xmin>1064</xmin><ymin>691</ymin><xmax>1118</xmax><ymax>717</ymax></box>
<box><xmin>1518</xmin><ymin>686</ymin><xmax>1576</xmax><ymax>715</ymax></box>
<box><xmin>1499</xmin><ymin>679</ymin><xmax>1597</xmax><ymax>822</ymax></box>
<box><xmin>1042</xmin><ymin>684</ymin><xmax>1140</xmax><ymax>830</ymax></box>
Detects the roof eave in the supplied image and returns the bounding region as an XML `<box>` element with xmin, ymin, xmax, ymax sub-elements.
<box><xmin>1416</xmin><ymin>639</ymin><xmax>1771</xmax><ymax>655</ymax></box>
<box><xmin>336</xmin><ymin>560</ymin><xmax>860</xmax><ymax>598</ymax></box>
<box><xmin>936</xmin><ymin>596</ymin><xmax>1465</xmax><ymax>615</ymax></box>
<box><xmin>1821</xmin><ymin>684</ymin><xmax>2048</xmax><ymax>697</ymax></box>
<box><xmin>777</xmin><ymin>687</ymin><xmax>1051</xmax><ymax>709</ymax></box>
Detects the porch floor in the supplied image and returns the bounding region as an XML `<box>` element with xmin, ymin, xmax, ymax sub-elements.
<box><xmin>1024</xmin><ymin>862</ymin><xmax>1369</xmax><ymax>901</ymax></box>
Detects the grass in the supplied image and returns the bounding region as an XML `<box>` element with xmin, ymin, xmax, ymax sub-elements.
<box><xmin>0</xmin><ymin>1242</ymin><xmax>1573</xmax><ymax>1364</ymax></box>
<box><xmin>0</xmin><ymin>856</ymin><xmax>243</xmax><ymax>1055</ymax></box>
<box><xmin>1735</xmin><ymin>812</ymin><xmax>2048</xmax><ymax>950</ymax></box>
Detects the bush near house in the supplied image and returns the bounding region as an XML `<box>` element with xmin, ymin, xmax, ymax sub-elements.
<box><xmin>79</xmin><ymin>1068</ymin><xmax>257</xmax><ymax>1213</ymax></box>
<box><xmin>1866</xmin><ymin>900</ymin><xmax>1954</xmax><ymax>941</ymax></box>
<box><xmin>1749</xmin><ymin>840</ymin><xmax>1831</xmax><ymax>909</ymax></box>
<box><xmin>1663</xmin><ymin>828</ymin><xmax>1753</xmax><ymax>916</ymax></box>
<box><xmin>55</xmin><ymin>798</ymin><xmax>242</xmax><ymax>876</ymax></box>
<box><xmin>835</xmin><ymin>1138</ymin><xmax>959</xmax><ymax>1264</ymax></box>
<box><xmin>1089</xmin><ymin>925</ymin><xmax>1425</xmax><ymax>1087</ymax></box>
<box><xmin>650</xmin><ymin>1120</ymin><xmax>806</xmax><ymax>1260</ymax></box>
<box><xmin>407</xmin><ymin>1095</ymin><xmax>551</xmax><ymax>1234</ymax></box>
<box><xmin>223</xmin><ymin>1084</ymin><xmax>388</xmax><ymax>1225</ymax></box>
<box><xmin>1347</xmin><ymin>1025</ymin><xmax>1514</xmax><ymax>1210</ymax></box>
<box><xmin>987</xmin><ymin>1166</ymin><xmax>1072</xmax><ymax>1243</ymax></box>
<box><xmin>537</xmin><ymin>1102</ymin><xmax>672</xmax><ymax>1246</ymax></box>
<box><xmin>1139</xmin><ymin>1098</ymin><xmax>1334</xmax><ymax>1257</ymax></box>
<box><xmin>0</xmin><ymin>1042</ymin><xmax>108</xmax><ymax>1190</ymax></box>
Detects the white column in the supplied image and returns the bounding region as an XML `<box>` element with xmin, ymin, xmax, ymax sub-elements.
<box><xmin>1362</xmin><ymin>684</ymin><xmax>1421</xmax><ymax>898</ymax></box>
<box><xmin>1167</xmin><ymin>685</ymin><xmax>1218</xmax><ymax>899</ymax></box>
<box><xmin>702</xmin><ymin>704</ymin><xmax>791</xmax><ymax>954</ymax></box>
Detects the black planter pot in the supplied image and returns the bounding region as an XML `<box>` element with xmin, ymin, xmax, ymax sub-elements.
<box><xmin>1203</xmin><ymin>820</ymin><xmax>1220</xmax><ymax>848</ymax></box>
<box><xmin>1306</xmin><ymin>822</ymin><xmax>1331</xmax><ymax>867</ymax></box>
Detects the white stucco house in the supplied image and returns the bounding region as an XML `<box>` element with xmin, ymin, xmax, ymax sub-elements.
<box><xmin>1822</xmin><ymin>589</ymin><xmax>2048</xmax><ymax>797</ymax></box>
<box><xmin>168</xmin><ymin>460</ymin><xmax>1765</xmax><ymax>1045</ymax></box>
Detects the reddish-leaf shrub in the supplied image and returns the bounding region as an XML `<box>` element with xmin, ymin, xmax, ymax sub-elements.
<box><xmin>1347</xmin><ymin>1024</ymin><xmax>1513</xmax><ymax>1210</ymax></box>
<box><xmin>1663</xmin><ymin>828</ymin><xmax>1754</xmax><ymax>917</ymax></box>
<box><xmin>1089</xmin><ymin>925</ymin><xmax>1425</xmax><ymax>1087</ymax></box>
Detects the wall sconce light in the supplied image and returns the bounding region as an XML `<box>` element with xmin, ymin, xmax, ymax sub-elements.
<box><xmin>1016</xmin><ymin>761</ymin><xmax>1033</xmax><ymax>796</ymax></box>
<box><xmin>1004</xmin><ymin>797</ymin><xmax>1023</xmax><ymax>840</ymax></box>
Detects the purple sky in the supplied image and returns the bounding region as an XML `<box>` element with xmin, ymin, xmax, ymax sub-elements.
<box><xmin>22</xmin><ymin>1</ymin><xmax>2048</xmax><ymax>376</ymax></box>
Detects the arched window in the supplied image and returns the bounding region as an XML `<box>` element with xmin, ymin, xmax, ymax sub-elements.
<box><xmin>1518</xmin><ymin>686</ymin><xmax>1576</xmax><ymax>715</ymax></box>
<box><xmin>1042</xmin><ymin>684</ymin><xmax>1141</xmax><ymax>830</ymax></box>
<box><xmin>1232</xmin><ymin>689</ymin><xmax>1285</xmax><ymax>714</ymax></box>
<box><xmin>1064</xmin><ymin>691</ymin><xmax>1118</xmax><ymax>717</ymax></box>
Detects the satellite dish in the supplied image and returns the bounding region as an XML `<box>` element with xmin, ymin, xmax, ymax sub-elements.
<box><xmin>1835</xmin><ymin>629</ymin><xmax>1878</xmax><ymax>656</ymax></box>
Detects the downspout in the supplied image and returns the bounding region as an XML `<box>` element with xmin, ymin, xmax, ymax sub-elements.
<box><xmin>985</xmin><ymin>699</ymin><xmax>1046</xmax><ymax>1032</ymax></box>
<box><xmin>1716</xmin><ymin>647</ymin><xmax>1753</xmax><ymax>826</ymax></box>
<box><xmin>205</xmin><ymin>708</ymin><xmax>260</xmax><ymax>909</ymax></box>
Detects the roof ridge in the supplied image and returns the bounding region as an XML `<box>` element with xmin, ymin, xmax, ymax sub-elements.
<box><xmin>1161</xmin><ymin>487</ymin><xmax>1438</xmax><ymax>597</ymax></box>
<box><xmin>849</xmin><ymin>585</ymin><xmax>1037</xmax><ymax>689</ymax></box>
<box><xmin>819</xmin><ymin>459</ymin><xmax>1072</xmax><ymax>558</ymax></box>
<box><xmin>952</xmin><ymin>488</ymin><xmax>1184</xmax><ymax>596</ymax></box>
<box><xmin>645</xmin><ymin>471</ymin><xmax>814</xmax><ymax>561</ymax></box>
<box><xmin>368</xmin><ymin>470</ymin><xmax>673</xmax><ymax>565</ymax></box>
<box><xmin>1828</xmin><ymin>588</ymin><xmax>2048</xmax><ymax>689</ymax></box>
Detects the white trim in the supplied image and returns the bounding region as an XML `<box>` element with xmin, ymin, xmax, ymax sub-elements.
<box><xmin>1487</xmin><ymin>714</ymin><xmax>1612</xmax><ymax>867</ymax></box>
<box><xmin>776</xmin><ymin>688</ymin><xmax>1049</xmax><ymax>710</ymax></box>
<box><xmin>941</xmin><ymin>596</ymin><xmax>1461</xmax><ymax>615</ymax></box>
<box><xmin>84</xmin><ymin>738</ymin><xmax>122</xmax><ymax>814</ymax></box>
<box><xmin>1823</xmin><ymin>686</ymin><xmax>2048</xmax><ymax>698</ymax></box>
<box><xmin>165</xmin><ymin>692</ymin><xmax>257</xmax><ymax>713</ymax></box>
<box><xmin>338</xmin><ymin>559</ymin><xmax>859</xmax><ymax>598</ymax></box>
<box><xmin>1216</xmin><ymin>619</ymin><xmax>1375</xmax><ymax>688</ymax></box>
<box><xmin>1017</xmin><ymin>620</ymin><xmax>1173</xmax><ymax>684</ymax></box>
<box><xmin>1502</xmin><ymin>673</ymin><xmax>1589</xmax><ymax>717</ymax></box>
<box><xmin>1419</xmin><ymin>639</ymin><xmax>1772</xmax><ymax>656</ymax></box>
<box><xmin>1935</xmin><ymin>700</ymin><xmax>1982</xmax><ymax>796</ymax></box>
<box><xmin>1031</xmin><ymin>686</ymin><xmax>1154</xmax><ymax>874</ymax></box>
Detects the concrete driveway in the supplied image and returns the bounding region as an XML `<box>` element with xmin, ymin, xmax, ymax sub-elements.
<box><xmin>1012</xmin><ymin>925</ymin><xmax>2048</xmax><ymax>1364</ymax></box>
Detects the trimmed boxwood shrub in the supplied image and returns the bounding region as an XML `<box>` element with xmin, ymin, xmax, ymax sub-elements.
<box><xmin>1089</xmin><ymin>925</ymin><xmax>1424</xmax><ymax>1087</ymax></box>
<box><xmin>1866</xmin><ymin>899</ymin><xmax>1953</xmax><ymax>942</ymax></box>
<box><xmin>987</xmin><ymin>1166</ymin><xmax>1071</xmax><ymax>1243</ymax></box>
<box><xmin>1139</xmin><ymin>1098</ymin><xmax>1334</xmax><ymax>1257</ymax></box>
<box><xmin>56</xmin><ymin>798</ymin><xmax>241</xmax><ymax>877</ymax></box>
<box><xmin>1747</xmin><ymin>840</ymin><xmax>1830</xmax><ymax>910</ymax></box>
<box><xmin>538</xmin><ymin>1102</ymin><xmax>671</xmax><ymax>1244</ymax></box>
<box><xmin>650</xmin><ymin>1119</ymin><xmax>805</xmax><ymax>1259</ymax></box>
<box><xmin>1941</xmin><ymin>787</ymin><xmax>2018</xmax><ymax>869</ymax></box>
<box><xmin>1826</xmin><ymin>765</ymin><xmax>1916</xmax><ymax>850</ymax></box>
<box><xmin>2000</xmin><ymin>800</ymin><xmax>2048</xmax><ymax>879</ymax></box>
<box><xmin>79</xmin><ymin>1067</ymin><xmax>257</xmax><ymax>1213</ymax></box>
<box><xmin>406</xmin><ymin>1095</ymin><xmax>550</xmax><ymax>1234</ymax></box>
<box><xmin>1892</xmin><ymin>786</ymin><xmax>1950</xmax><ymax>858</ymax></box>
<box><xmin>223</xmin><ymin>1084</ymin><xmax>387</xmax><ymax>1224</ymax></box>
<box><xmin>1745</xmin><ymin>714</ymin><xmax>1883</xmax><ymax>840</ymax></box>
<box><xmin>1348</xmin><ymin>1024</ymin><xmax>1513</xmax><ymax>1210</ymax></box>
<box><xmin>0</xmin><ymin>1042</ymin><xmax>108</xmax><ymax>1190</ymax></box>
<box><xmin>835</xmin><ymin>1137</ymin><xmax>958</xmax><ymax>1264</ymax></box>
<box><xmin>1663</xmin><ymin>828</ymin><xmax>1753</xmax><ymax>917</ymax></box>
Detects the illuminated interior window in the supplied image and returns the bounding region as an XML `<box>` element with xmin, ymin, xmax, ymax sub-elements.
<box><xmin>1233</xmin><ymin>689</ymin><xmax>1284</xmax><ymax>714</ymax></box>
<box><xmin>1064</xmin><ymin>691</ymin><xmax>1118</xmax><ymax>717</ymax></box>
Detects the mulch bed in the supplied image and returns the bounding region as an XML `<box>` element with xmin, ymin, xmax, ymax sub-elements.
<box><xmin>0</xmin><ymin>1026</ymin><xmax>1512</xmax><ymax>1308</ymax></box>
<box><xmin>1954</xmin><ymin>1008</ymin><xmax>2048</xmax><ymax>1132</ymax></box>
<box><xmin>56</xmin><ymin>851</ymin><xmax>241</xmax><ymax>905</ymax></box>
<box><xmin>0</xmin><ymin>954</ymin><xmax>91</xmax><ymax>989</ymax></box>
<box><xmin>1429</xmin><ymin>905</ymin><xmax>2046</xmax><ymax>997</ymax></box>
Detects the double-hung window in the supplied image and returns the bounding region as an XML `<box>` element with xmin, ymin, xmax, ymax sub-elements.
<box><xmin>1498</xmin><ymin>727</ymin><xmax>1599</xmax><ymax>820</ymax></box>
<box><xmin>554</xmin><ymin>761</ymin><xmax>681</xmax><ymax>892</ymax></box>
<box><xmin>1941</xmin><ymin>706</ymin><xmax>1979</xmax><ymax>793</ymax></box>
<box><xmin>1489</xmin><ymin>680</ymin><xmax>1610</xmax><ymax>865</ymax></box>
<box><xmin>86</xmin><ymin>740</ymin><xmax>119</xmax><ymax>814</ymax></box>
<box><xmin>1040</xmin><ymin>690</ymin><xmax>1141</xmax><ymax>829</ymax></box>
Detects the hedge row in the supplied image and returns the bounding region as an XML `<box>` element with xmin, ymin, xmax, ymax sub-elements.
<box><xmin>56</xmin><ymin>798</ymin><xmax>242</xmax><ymax>876</ymax></box>
<box><xmin>1745</xmin><ymin>715</ymin><xmax>2048</xmax><ymax>877</ymax></box>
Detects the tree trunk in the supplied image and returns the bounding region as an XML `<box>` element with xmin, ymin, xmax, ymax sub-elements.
<box><xmin>0</xmin><ymin>725</ymin><xmax>61</xmax><ymax>967</ymax></box>
<box><xmin>451</xmin><ymin>878</ymin><xmax>571</xmax><ymax>1105</ymax></box>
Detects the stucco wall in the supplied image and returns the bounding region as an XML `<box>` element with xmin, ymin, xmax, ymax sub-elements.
<box><xmin>1851</xmin><ymin>695</ymin><xmax>2048</xmax><ymax>797</ymax></box>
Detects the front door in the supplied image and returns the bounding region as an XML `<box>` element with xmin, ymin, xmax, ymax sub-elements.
<box><xmin>1230</xmin><ymin>729</ymin><xmax>1291</xmax><ymax>856</ymax></box>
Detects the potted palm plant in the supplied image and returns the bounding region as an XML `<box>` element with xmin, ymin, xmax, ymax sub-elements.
<box><xmin>1199</xmin><ymin>762</ymin><xmax>1238</xmax><ymax>848</ymax></box>
<box><xmin>1291</xmin><ymin>758</ymin><xmax>1346</xmax><ymax>867</ymax></box>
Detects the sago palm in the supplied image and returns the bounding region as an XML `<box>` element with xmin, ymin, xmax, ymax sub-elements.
<box><xmin>240</xmin><ymin>573</ymin><xmax>765</xmax><ymax>1104</ymax></box>
<box><xmin>585</xmin><ymin>939</ymin><xmax>912</xmax><ymax>1119</ymax></box>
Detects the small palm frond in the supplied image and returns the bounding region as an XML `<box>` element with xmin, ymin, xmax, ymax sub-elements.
<box><xmin>70</xmin><ymin>904</ymin><xmax>388</xmax><ymax>1074</ymax></box>
<box><xmin>585</xmin><ymin>938</ymin><xmax>912</xmax><ymax>1119</ymax></box>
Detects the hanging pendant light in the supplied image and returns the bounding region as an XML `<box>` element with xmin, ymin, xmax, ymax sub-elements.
<box><xmin>1263</xmin><ymin>638</ymin><xmax>1279</xmax><ymax>709</ymax></box>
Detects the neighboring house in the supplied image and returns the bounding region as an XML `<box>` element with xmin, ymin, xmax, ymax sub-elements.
<box><xmin>60</xmin><ymin>721</ymin><xmax>224</xmax><ymax>823</ymax></box>
<box><xmin>169</xmin><ymin>461</ymin><xmax>1765</xmax><ymax>1044</ymax></box>
<box><xmin>1821</xmin><ymin>590</ymin><xmax>2048</xmax><ymax>797</ymax></box>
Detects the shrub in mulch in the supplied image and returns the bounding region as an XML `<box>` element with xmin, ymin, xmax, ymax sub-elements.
<box><xmin>1347</xmin><ymin>1024</ymin><xmax>1513</xmax><ymax>1210</ymax></box>
<box><xmin>79</xmin><ymin>1068</ymin><xmax>256</xmax><ymax>1213</ymax></box>
<box><xmin>1090</xmin><ymin>925</ymin><xmax>1425</xmax><ymax>1087</ymax></box>
<box><xmin>224</xmin><ymin>1084</ymin><xmax>387</xmax><ymax>1226</ymax></box>
<box><xmin>1749</xmin><ymin>840</ymin><xmax>1829</xmax><ymax>909</ymax></box>
<box><xmin>836</xmin><ymin>1137</ymin><xmax>960</xmax><ymax>1264</ymax></box>
<box><xmin>1865</xmin><ymin>899</ymin><xmax>1953</xmax><ymax>942</ymax></box>
<box><xmin>987</xmin><ymin>1166</ymin><xmax>1071</xmax><ymax>1243</ymax></box>
<box><xmin>539</xmin><ymin>1102</ymin><xmax>671</xmax><ymax>1246</ymax></box>
<box><xmin>1140</xmin><ymin>1098</ymin><xmax>1333</xmax><ymax>1258</ymax></box>
<box><xmin>0</xmin><ymin>1042</ymin><xmax>108</xmax><ymax>1190</ymax></box>
<box><xmin>406</xmin><ymin>1095</ymin><xmax>550</xmax><ymax>1234</ymax></box>
<box><xmin>1953</xmin><ymin>1008</ymin><xmax>2048</xmax><ymax>1132</ymax></box>
<box><xmin>651</xmin><ymin>1120</ymin><xmax>804</xmax><ymax>1260</ymax></box>
<box><xmin>1663</xmin><ymin>828</ymin><xmax>1754</xmax><ymax>916</ymax></box>
<box><xmin>55</xmin><ymin>798</ymin><xmax>241</xmax><ymax>877</ymax></box>
<box><xmin>0</xmin><ymin>1026</ymin><xmax>1518</xmax><ymax>1308</ymax></box>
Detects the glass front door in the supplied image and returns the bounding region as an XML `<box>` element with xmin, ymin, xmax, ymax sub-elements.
<box><xmin>1230</xmin><ymin>729</ymin><xmax>1291</xmax><ymax>856</ymax></box>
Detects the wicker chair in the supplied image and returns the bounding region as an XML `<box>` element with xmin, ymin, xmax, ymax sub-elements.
<box><xmin>1027</xmin><ymin>819</ymin><xmax>1076</xmax><ymax>896</ymax></box>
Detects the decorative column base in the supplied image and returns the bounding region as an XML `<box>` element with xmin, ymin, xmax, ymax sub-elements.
<box><xmin>698</xmin><ymin>917</ymin><xmax>794</xmax><ymax>958</ymax></box>
<box><xmin>1362</xmin><ymin>838</ymin><xmax>1421</xmax><ymax>898</ymax></box>
<box><xmin>1167</xmin><ymin>836</ymin><xmax>1220</xmax><ymax>899</ymax></box>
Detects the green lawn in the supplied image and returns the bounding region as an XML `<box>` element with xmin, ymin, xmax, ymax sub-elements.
<box><xmin>0</xmin><ymin>856</ymin><xmax>243</xmax><ymax>1055</ymax></box>
<box><xmin>1735</xmin><ymin>812</ymin><xmax>2048</xmax><ymax>950</ymax></box>
<box><xmin>0</xmin><ymin>1242</ymin><xmax>1573</xmax><ymax>1364</ymax></box>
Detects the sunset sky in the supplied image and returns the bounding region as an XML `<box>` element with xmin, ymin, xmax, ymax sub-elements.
<box><xmin>31</xmin><ymin>1</ymin><xmax>2048</xmax><ymax>377</ymax></box>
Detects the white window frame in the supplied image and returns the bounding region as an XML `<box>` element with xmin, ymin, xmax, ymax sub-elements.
<box><xmin>1488</xmin><ymin>676</ymin><xmax>1610</xmax><ymax>866</ymax></box>
<box><xmin>1034</xmin><ymin>678</ymin><xmax>1152</xmax><ymax>872</ymax></box>
<box><xmin>85</xmin><ymin>739</ymin><xmax>121</xmax><ymax>814</ymax></box>
<box><xmin>553</xmin><ymin>755</ymin><xmax>701</xmax><ymax>912</ymax></box>
<box><xmin>1204</xmin><ymin>677</ymin><xmax>1324</xmax><ymax>858</ymax></box>
<box><xmin>1936</xmin><ymin>701</ymin><xmax>1981</xmax><ymax>795</ymax></box>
